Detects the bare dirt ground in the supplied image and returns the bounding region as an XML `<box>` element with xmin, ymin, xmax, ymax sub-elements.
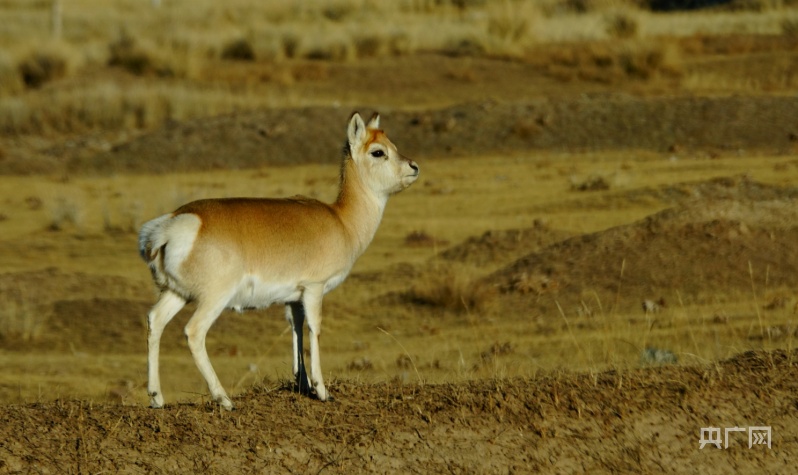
<box><xmin>2</xmin><ymin>349</ymin><xmax>796</xmax><ymax>474</ymax></box>
<box><xmin>492</xmin><ymin>189</ymin><xmax>798</xmax><ymax>314</ymax></box>
<box><xmin>28</xmin><ymin>94</ymin><xmax>798</xmax><ymax>175</ymax></box>
<box><xmin>2</xmin><ymin>30</ymin><xmax>798</xmax><ymax>473</ymax></box>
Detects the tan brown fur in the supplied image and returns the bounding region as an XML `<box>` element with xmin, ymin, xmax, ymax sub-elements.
<box><xmin>176</xmin><ymin>197</ymin><xmax>351</xmax><ymax>283</ymax></box>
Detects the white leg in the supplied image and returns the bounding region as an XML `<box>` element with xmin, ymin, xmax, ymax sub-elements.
<box><xmin>302</xmin><ymin>284</ymin><xmax>330</xmax><ymax>401</ymax></box>
<box><xmin>184</xmin><ymin>298</ymin><xmax>233</xmax><ymax>410</ymax></box>
<box><xmin>285</xmin><ymin>302</ymin><xmax>311</xmax><ymax>394</ymax></box>
<box><xmin>147</xmin><ymin>290</ymin><xmax>186</xmax><ymax>408</ymax></box>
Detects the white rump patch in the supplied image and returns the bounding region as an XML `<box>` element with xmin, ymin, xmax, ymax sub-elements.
<box><xmin>162</xmin><ymin>213</ymin><xmax>202</xmax><ymax>280</ymax></box>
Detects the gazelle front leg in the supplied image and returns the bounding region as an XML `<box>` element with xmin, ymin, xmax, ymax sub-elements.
<box><xmin>302</xmin><ymin>284</ymin><xmax>331</xmax><ymax>401</ymax></box>
<box><xmin>285</xmin><ymin>302</ymin><xmax>311</xmax><ymax>395</ymax></box>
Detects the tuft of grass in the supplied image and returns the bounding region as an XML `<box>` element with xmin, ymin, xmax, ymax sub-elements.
<box><xmin>353</xmin><ymin>33</ymin><xmax>388</xmax><ymax>58</ymax></box>
<box><xmin>108</xmin><ymin>32</ymin><xmax>173</xmax><ymax>77</ymax></box>
<box><xmin>442</xmin><ymin>35</ymin><xmax>488</xmax><ymax>57</ymax></box>
<box><xmin>0</xmin><ymin>282</ymin><xmax>47</xmax><ymax>342</ymax></box>
<box><xmin>782</xmin><ymin>17</ymin><xmax>798</xmax><ymax>37</ymax></box>
<box><xmin>108</xmin><ymin>33</ymin><xmax>154</xmax><ymax>75</ymax></box>
<box><xmin>346</xmin><ymin>357</ymin><xmax>373</xmax><ymax>371</ymax></box>
<box><xmin>605</xmin><ymin>11</ymin><xmax>639</xmax><ymax>39</ymax></box>
<box><xmin>281</xmin><ymin>32</ymin><xmax>302</xmax><ymax>59</ymax></box>
<box><xmin>640</xmin><ymin>347</ymin><xmax>677</xmax><ymax>365</ymax></box>
<box><xmin>0</xmin><ymin>52</ymin><xmax>24</xmax><ymax>96</ymax></box>
<box><xmin>505</xmin><ymin>272</ymin><xmax>560</xmax><ymax>296</ymax></box>
<box><xmin>404</xmin><ymin>230</ymin><xmax>449</xmax><ymax>248</ymax></box>
<box><xmin>221</xmin><ymin>38</ymin><xmax>256</xmax><ymax>61</ymax></box>
<box><xmin>543</xmin><ymin>40</ymin><xmax>683</xmax><ymax>83</ymax></box>
<box><xmin>401</xmin><ymin>264</ymin><xmax>495</xmax><ymax>314</ymax></box>
<box><xmin>321</xmin><ymin>2</ymin><xmax>356</xmax><ymax>22</ymax></box>
<box><xmin>479</xmin><ymin>341</ymin><xmax>514</xmax><ymax>365</ymax></box>
<box><xmin>571</xmin><ymin>173</ymin><xmax>611</xmax><ymax>191</ymax></box>
<box><xmin>17</xmin><ymin>43</ymin><xmax>73</xmax><ymax>88</ymax></box>
<box><xmin>103</xmin><ymin>198</ymin><xmax>143</xmax><ymax>235</ymax></box>
<box><xmin>300</xmin><ymin>32</ymin><xmax>355</xmax><ymax>62</ymax></box>
<box><xmin>618</xmin><ymin>41</ymin><xmax>683</xmax><ymax>79</ymax></box>
<box><xmin>47</xmin><ymin>196</ymin><xmax>82</xmax><ymax>232</ymax></box>
<box><xmin>485</xmin><ymin>1</ymin><xmax>537</xmax><ymax>43</ymax></box>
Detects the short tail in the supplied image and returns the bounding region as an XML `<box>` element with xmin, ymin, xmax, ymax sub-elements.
<box><xmin>138</xmin><ymin>214</ymin><xmax>172</xmax><ymax>287</ymax></box>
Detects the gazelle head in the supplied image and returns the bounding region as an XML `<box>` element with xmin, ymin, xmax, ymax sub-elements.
<box><xmin>346</xmin><ymin>112</ymin><xmax>419</xmax><ymax>196</ymax></box>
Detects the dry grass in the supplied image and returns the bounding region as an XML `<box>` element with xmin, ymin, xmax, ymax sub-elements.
<box><xmin>1</xmin><ymin>1</ymin><xmax>793</xmax><ymax>61</ymax></box>
<box><xmin>5</xmin><ymin>40</ymin><xmax>81</xmax><ymax>90</ymax></box>
<box><xmin>400</xmin><ymin>263</ymin><xmax>495</xmax><ymax>314</ymax></box>
<box><xmin>0</xmin><ymin>51</ymin><xmax>24</xmax><ymax>96</ymax></box>
<box><xmin>541</xmin><ymin>39</ymin><xmax>683</xmax><ymax>84</ymax></box>
<box><xmin>604</xmin><ymin>9</ymin><xmax>640</xmax><ymax>39</ymax></box>
<box><xmin>0</xmin><ymin>1</ymin><xmax>795</xmax><ymax>136</ymax></box>
<box><xmin>781</xmin><ymin>15</ymin><xmax>798</xmax><ymax>36</ymax></box>
<box><xmin>0</xmin><ymin>81</ymin><xmax>292</xmax><ymax>134</ymax></box>
<box><xmin>0</xmin><ymin>281</ymin><xmax>46</xmax><ymax>341</ymax></box>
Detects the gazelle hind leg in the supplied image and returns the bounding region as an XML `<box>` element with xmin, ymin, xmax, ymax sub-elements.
<box><xmin>147</xmin><ymin>290</ymin><xmax>186</xmax><ymax>408</ymax></box>
<box><xmin>184</xmin><ymin>298</ymin><xmax>234</xmax><ymax>410</ymax></box>
<box><xmin>303</xmin><ymin>284</ymin><xmax>330</xmax><ymax>401</ymax></box>
<box><xmin>286</xmin><ymin>302</ymin><xmax>312</xmax><ymax>395</ymax></box>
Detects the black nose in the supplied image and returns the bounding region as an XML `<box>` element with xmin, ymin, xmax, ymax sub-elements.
<box><xmin>409</xmin><ymin>161</ymin><xmax>419</xmax><ymax>174</ymax></box>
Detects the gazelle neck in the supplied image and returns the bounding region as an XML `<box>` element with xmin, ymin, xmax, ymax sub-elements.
<box><xmin>333</xmin><ymin>156</ymin><xmax>388</xmax><ymax>256</ymax></box>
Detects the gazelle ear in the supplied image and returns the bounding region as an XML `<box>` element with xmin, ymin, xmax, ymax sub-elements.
<box><xmin>367</xmin><ymin>113</ymin><xmax>380</xmax><ymax>129</ymax></box>
<box><xmin>348</xmin><ymin>112</ymin><xmax>366</xmax><ymax>149</ymax></box>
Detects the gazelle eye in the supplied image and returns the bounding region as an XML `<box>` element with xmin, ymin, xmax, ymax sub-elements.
<box><xmin>370</xmin><ymin>150</ymin><xmax>385</xmax><ymax>158</ymax></box>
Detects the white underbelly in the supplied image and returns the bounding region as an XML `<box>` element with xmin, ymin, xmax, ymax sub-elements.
<box><xmin>226</xmin><ymin>275</ymin><xmax>302</xmax><ymax>311</ymax></box>
<box><xmin>323</xmin><ymin>271</ymin><xmax>348</xmax><ymax>294</ymax></box>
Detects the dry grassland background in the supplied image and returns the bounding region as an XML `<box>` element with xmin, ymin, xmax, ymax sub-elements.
<box><xmin>2</xmin><ymin>0</ymin><xmax>798</xmax><ymax>473</ymax></box>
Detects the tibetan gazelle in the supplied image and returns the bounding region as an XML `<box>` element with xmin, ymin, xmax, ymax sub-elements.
<box><xmin>138</xmin><ymin>113</ymin><xmax>419</xmax><ymax>410</ymax></box>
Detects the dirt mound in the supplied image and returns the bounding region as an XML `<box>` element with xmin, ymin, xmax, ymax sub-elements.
<box><xmin>0</xmin><ymin>268</ymin><xmax>150</xmax><ymax>302</ymax></box>
<box><xmin>73</xmin><ymin>96</ymin><xmax>798</xmax><ymax>174</ymax></box>
<box><xmin>0</xmin><ymin>269</ymin><xmax>284</xmax><ymax>354</ymax></box>
<box><xmin>546</xmin><ymin>174</ymin><xmax>798</xmax><ymax>212</ymax></box>
<box><xmin>649</xmin><ymin>175</ymin><xmax>798</xmax><ymax>204</ymax></box>
<box><xmin>1</xmin><ymin>349</ymin><xmax>794</xmax><ymax>473</ymax></box>
<box><xmin>439</xmin><ymin>222</ymin><xmax>574</xmax><ymax>269</ymax></box>
<box><xmin>490</xmin><ymin>198</ymin><xmax>798</xmax><ymax>313</ymax></box>
<box><xmin>46</xmin><ymin>298</ymin><xmax>150</xmax><ymax>352</ymax></box>
<box><xmin>0</xmin><ymin>269</ymin><xmax>151</xmax><ymax>347</ymax></box>
<box><xmin>1</xmin><ymin>294</ymin><xmax>289</xmax><ymax>354</ymax></box>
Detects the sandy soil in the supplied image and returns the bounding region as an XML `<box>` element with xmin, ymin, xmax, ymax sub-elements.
<box><xmin>1</xmin><ymin>349</ymin><xmax>795</xmax><ymax>474</ymax></box>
